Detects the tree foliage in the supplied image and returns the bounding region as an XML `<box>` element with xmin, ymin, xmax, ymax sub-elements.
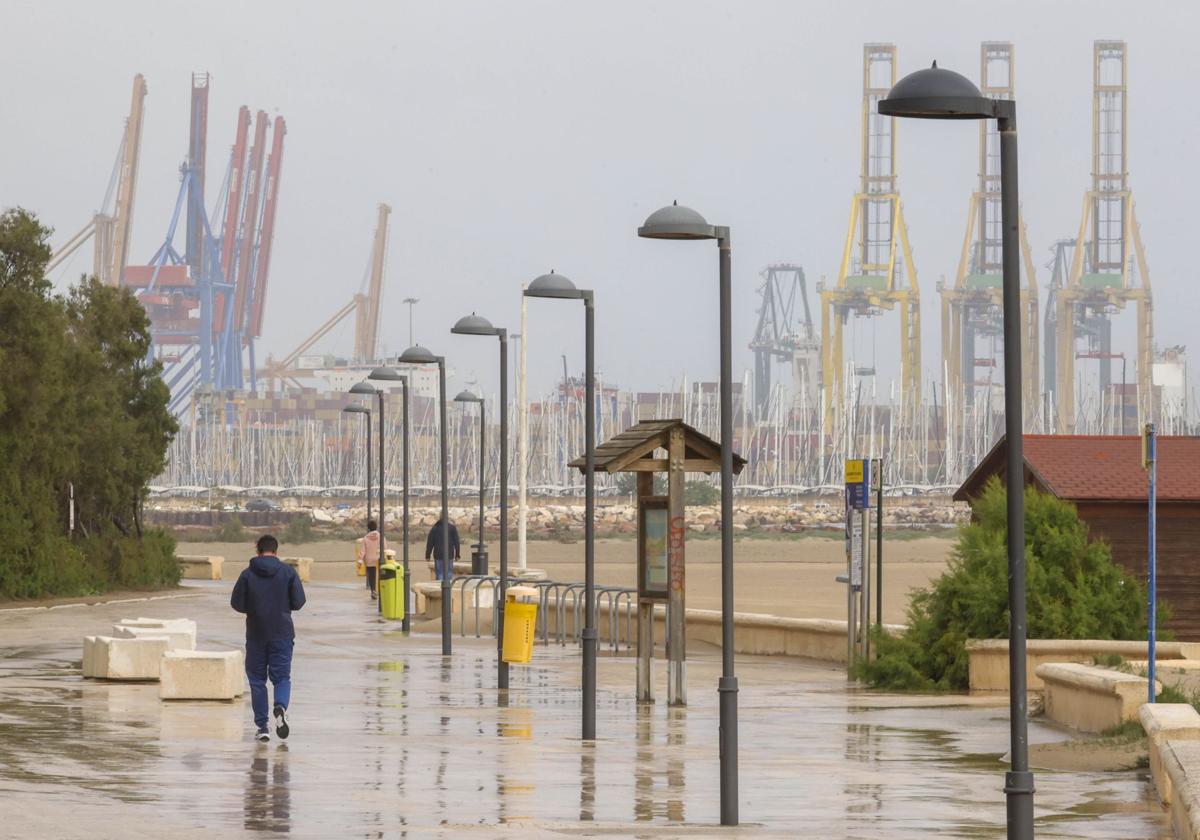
<box><xmin>0</xmin><ymin>209</ymin><xmax>179</xmax><ymax>598</ymax></box>
<box><xmin>855</xmin><ymin>477</ymin><xmax>1161</xmax><ymax>691</ymax></box>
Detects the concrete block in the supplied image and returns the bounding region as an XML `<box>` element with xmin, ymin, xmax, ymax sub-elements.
<box><xmin>1140</xmin><ymin>703</ymin><xmax>1200</xmax><ymax>805</ymax></box>
<box><xmin>1037</xmin><ymin>662</ymin><xmax>1160</xmax><ymax>733</ymax></box>
<box><xmin>1164</xmin><ymin>739</ymin><xmax>1200</xmax><ymax>840</ymax></box>
<box><xmin>282</xmin><ymin>556</ymin><xmax>312</xmax><ymax>582</ymax></box>
<box><xmin>91</xmin><ymin>635</ymin><xmax>170</xmax><ymax>680</ymax></box>
<box><xmin>968</xmin><ymin>639</ymin><xmax>1200</xmax><ymax>692</ymax></box>
<box><xmin>117</xmin><ymin>617</ymin><xmax>198</xmax><ymax>637</ymax></box>
<box><xmin>82</xmin><ymin>635</ymin><xmax>103</xmax><ymax>678</ymax></box>
<box><xmin>176</xmin><ymin>555</ymin><xmax>224</xmax><ymax>580</ymax></box>
<box><xmin>114</xmin><ymin>622</ymin><xmax>196</xmax><ymax>651</ymax></box>
<box><xmin>160</xmin><ymin>650</ymin><xmax>245</xmax><ymax>700</ymax></box>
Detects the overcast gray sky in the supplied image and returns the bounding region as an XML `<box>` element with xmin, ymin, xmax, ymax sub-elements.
<box><xmin>3</xmin><ymin>0</ymin><xmax>1195</xmax><ymax>402</ymax></box>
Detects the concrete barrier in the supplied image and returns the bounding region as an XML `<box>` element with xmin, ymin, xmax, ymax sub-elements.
<box><xmin>177</xmin><ymin>555</ymin><xmax>224</xmax><ymax>580</ymax></box>
<box><xmin>160</xmin><ymin>650</ymin><xmax>245</xmax><ymax>700</ymax></box>
<box><xmin>1037</xmin><ymin>663</ymin><xmax>1160</xmax><ymax>733</ymax></box>
<box><xmin>113</xmin><ymin>623</ymin><xmax>196</xmax><ymax>651</ymax></box>
<box><xmin>967</xmin><ymin>639</ymin><xmax>1200</xmax><ymax>692</ymax></box>
<box><xmin>1164</xmin><ymin>739</ymin><xmax>1200</xmax><ymax>839</ymax></box>
<box><xmin>1140</xmin><ymin>703</ymin><xmax>1200</xmax><ymax>806</ymax></box>
<box><xmin>83</xmin><ymin>635</ymin><xmax>171</xmax><ymax>680</ymax></box>
<box><xmin>282</xmin><ymin>556</ymin><xmax>313</xmax><ymax>582</ymax></box>
<box><xmin>413</xmin><ymin>583</ymin><xmax>902</xmax><ymax>663</ymax></box>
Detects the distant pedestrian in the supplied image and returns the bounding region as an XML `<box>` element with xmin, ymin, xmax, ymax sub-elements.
<box><xmin>356</xmin><ymin>519</ymin><xmax>382</xmax><ymax>600</ymax></box>
<box><xmin>231</xmin><ymin>534</ymin><xmax>306</xmax><ymax>742</ymax></box>
<box><xmin>425</xmin><ymin>516</ymin><xmax>460</xmax><ymax>581</ymax></box>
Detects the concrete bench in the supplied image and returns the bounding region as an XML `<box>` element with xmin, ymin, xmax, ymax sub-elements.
<box><xmin>160</xmin><ymin>650</ymin><xmax>245</xmax><ymax>700</ymax></box>
<box><xmin>1141</xmin><ymin>703</ymin><xmax>1200</xmax><ymax>805</ymax></box>
<box><xmin>177</xmin><ymin>555</ymin><xmax>224</xmax><ymax>580</ymax></box>
<box><xmin>82</xmin><ymin>635</ymin><xmax>170</xmax><ymax>680</ymax></box>
<box><xmin>1037</xmin><ymin>662</ymin><xmax>1160</xmax><ymax>733</ymax></box>
<box><xmin>282</xmin><ymin>556</ymin><xmax>313</xmax><ymax>582</ymax></box>
<box><xmin>967</xmin><ymin>639</ymin><xmax>1200</xmax><ymax>692</ymax></box>
<box><xmin>1164</xmin><ymin>739</ymin><xmax>1200</xmax><ymax>840</ymax></box>
<box><xmin>113</xmin><ymin>623</ymin><xmax>196</xmax><ymax>651</ymax></box>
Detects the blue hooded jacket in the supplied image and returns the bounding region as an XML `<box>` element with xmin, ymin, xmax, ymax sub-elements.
<box><xmin>231</xmin><ymin>554</ymin><xmax>306</xmax><ymax>642</ymax></box>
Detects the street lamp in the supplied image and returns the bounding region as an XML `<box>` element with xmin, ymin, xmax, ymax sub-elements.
<box><xmin>369</xmin><ymin>365</ymin><xmax>411</xmax><ymax>632</ymax></box>
<box><xmin>524</xmin><ymin>272</ymin><xmax>596</xmax><ymax>740</ymax></box>
<box><xmin>399</xmin><ymin>343</ymin><xmax>452</xmax><ymax>655</ymax></box>
<box><xmin>349</xmin><ymin>381</ymin><xmax>383</xmax><ymax>615</ymax></box>
<box><xmin>452</xmin><ymin>388</ymin><xmax>487</xmax><ymax>571</ymax></box>
<box><xmin>451</xmin><ymin>313</ymin><xmax>512</xmax><ymax>691</ymax></box>
<box><xmin>879</xmin><ymin>62</ymin><xmax>1033</xmax><ymax>839</ymax></box>
<box><xmin>637</xmin><ymin>203</ymin><xmax>738</xmax><ymax>827</ymax></box>
<box><xmin>341</xmin><ymin>403</ymin><xmax>372</xmax><ymax>525</ymax></box>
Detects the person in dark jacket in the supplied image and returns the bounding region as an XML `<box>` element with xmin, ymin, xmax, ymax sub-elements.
<box><xmin>231</xmin><ymin>534</ymin><xmax>306</xmax><ymax>742</ymax></box>
<box><xmin>424</xmin><ymin>517</ymin><xmax>460</xmax><ymax>581</ymax></box>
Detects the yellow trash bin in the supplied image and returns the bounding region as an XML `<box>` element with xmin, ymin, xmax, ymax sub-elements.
<box><xmin>379</xmin><ymin>562</ymin><xmax>405</xmax><ymax>620</ymax></box>
<box><xmin>502</xmin><ymin>586</ymin><xmax>538</xmax><ymax>664</ymax></box>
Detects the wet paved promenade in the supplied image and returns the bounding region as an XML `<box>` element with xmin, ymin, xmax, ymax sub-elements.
<box><xmin>0</xmin><ymin>581</ymin><xmax>1171</xmax><ymax>838</ymax></box>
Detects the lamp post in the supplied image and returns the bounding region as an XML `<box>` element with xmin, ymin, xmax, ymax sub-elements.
<box><xmin>341</xmin><ymin>404</ymin><xmax>372</xmax><ymax>525</ymax></box>
<box><xmin>403</xmin><ymin>297</ymin><xmax>420</xmax><ymax>346</ymax></box>
<box><xmin>451</xmin><ymin>313</ymin><xmax>512</xmax><ymax>690</ymax></box>
<box><xmin>350</xmin><ymin>381</ymin><xmax>383</xmax><ymax>615</ymax></box>
<box><xmin>524</xmin><ymin>273</ymin><xmax>596</xmax><ymax>739</ymax></box>
<box><xmin>637</xmin><ymin>204</ymin><xmax>738</xmax><ymax>826</ymax></box>
<box><xmin>453</xmin><ymin>388</ymin><xmax>486</xmax><ymax>568</ymax></box>
<box><xmin>399</xmin><ymin>344</ymin><xmax>451</xmax><ymax>655</ymax></box>
<box><xmin>879</xmin><ymin>62</ymin><xmax>1033</xmax><ymax>839</ymax></box>
<box><xmin>369</xmin><ymin>366</ymin><xmax>410</xmax><ymax>628</ymax></box>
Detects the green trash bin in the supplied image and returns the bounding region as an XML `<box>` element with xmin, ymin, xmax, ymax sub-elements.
<box><xmin>379</xmin><ymin>562</ymin><xmax>404</xmax><ymax>620</ymax></box>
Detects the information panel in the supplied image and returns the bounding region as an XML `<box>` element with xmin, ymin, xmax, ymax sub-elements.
<box><xmin>638</xmin><ymin>497</ymin><xmax>670</xmax><ymax>601</ymax></box>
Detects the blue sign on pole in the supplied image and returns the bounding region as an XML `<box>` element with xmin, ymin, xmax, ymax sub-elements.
<box><xmin>845</xmin><ymin>458</ymin><xmax>871</xmax><ymax>510</ymax></box>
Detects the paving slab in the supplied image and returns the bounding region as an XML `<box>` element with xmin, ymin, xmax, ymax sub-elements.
<box><xmin>0</xmin><ymin>580</ymin><xmax>1172</xmax><ymax>839</ymax></box>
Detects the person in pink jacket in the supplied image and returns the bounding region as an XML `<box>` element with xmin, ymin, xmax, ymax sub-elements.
<box><xmin>358</xmin><ymin>520</ymin><xmax>381</xmax><ymax>600</ymax></box>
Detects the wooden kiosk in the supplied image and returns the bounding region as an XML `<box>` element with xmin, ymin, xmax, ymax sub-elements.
<box><xmin>569</xmin><ymin>419</ymin><xmax>745</xmax><ymax>706</ymax></box>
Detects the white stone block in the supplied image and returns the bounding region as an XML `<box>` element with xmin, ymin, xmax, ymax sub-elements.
<box><xmin>92</xmin><ymin>636</ymin><xmax>170</xmax><ymax>680</ymax></box>
<box><xmin>82</xmin><ymin>635</ymin><xmax>102</xmax><ymax>678</ymax></box>
<box><xmin>113</xmin><ymin>623</ymin><xmax>195</xmax><ymax>651</ymax></box>
<box><xmin>160</xmin><ymin>650</ymin><xmax>245</xmax><ymax>700</ymax></box>
<box><xmin>118</xmin><ymin>617</ymin><xmax>198</xmax><ymax>637</ymax></box>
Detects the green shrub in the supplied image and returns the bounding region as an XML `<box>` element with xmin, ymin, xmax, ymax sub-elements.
<box><xmin>216</xmin><ymin>515</ymin><xmax>249</xmax><ymax>542</ymax></box>
<box><xmin>684</xmin><ymin>480</ymin><xmax>719</xmax><ymax>506</ymax></box>
<box><xmin>281</xmin><ymin>514</ymin><xmax>317</xmax><ymax>544</ymax></box>
<box><xmin>854</xmin><ymin>478</ymin><xmax>1165</xmax><ymax>691</ymax></box>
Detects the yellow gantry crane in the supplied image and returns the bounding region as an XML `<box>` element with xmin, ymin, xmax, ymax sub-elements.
<box><xmin>821</xmin><ymin>44</ymin><xmax>919</xmax><ymax>436</ymax></box>
<box><xmin>941</xmin><ymin>42</ymin><xmax>1039</xmax><ymax>456</ymax></box>
<box><xmin>260</xmin><ymin>203</ymin><xmax>391</xmax><ymax>391</ymax></box>
<box><xmin>48</xmin><ymin>74</ymin><xmax>147</xmax><ymax>286</ymax></box>
<box><xmin>1054</xmin><ymin>41</ymin><xmax>1153</xmax><ymax>433</ymax></box>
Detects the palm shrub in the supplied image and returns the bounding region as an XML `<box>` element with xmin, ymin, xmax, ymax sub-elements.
<box><xmin>855</xmin><ymin>477</ymin><xmax>1163</xmax><ymax>690</ymax></box>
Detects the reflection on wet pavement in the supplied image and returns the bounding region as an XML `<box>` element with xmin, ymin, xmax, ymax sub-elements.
<box><xmin>0</xmin><ymin>581</ymin><xmax>1172</xmax><ymax>838</ymax></box>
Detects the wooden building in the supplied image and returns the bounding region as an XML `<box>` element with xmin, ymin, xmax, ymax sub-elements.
<box><xmin>955</xmin><ymin>435</ymin><xmax>1200</xmax><ymax>639</ymax></box>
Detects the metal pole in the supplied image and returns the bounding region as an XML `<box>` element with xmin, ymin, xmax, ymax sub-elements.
<box><xmin>716</xmin><ymin>228</ymin><xmax>739</xmax><ymax>826</ymax></box>
<box><xmin>998</xmin><ymin>108</ymin><xmax>1034</xmax><ymax>839</ymax></box>
<box><xmin>876</xmin><ymin>456</ymin><xmax>883</xmax><ymax>628</ymax></box>
<box><xmin>582</xmin><ymin>296</ymin><xmax>597</xmax><ymax>740</ymax></box>
<box><xmin>1147</xmin><ymin>422</ymin><xmax>1157</xmax><ymax>703</ymax></box>
<box><xmin>519</xmin><ymin>290</ymin><xmax>528</xmax><ymax>574</ymax></box>
<box><xmin>479</xmin><ymin>400</ymin><xmax>486</xmax><ymax>558</ymax></box>
<box><xmin>366</xmin><ymin>414</ymin><xmax>373</xmax><ymax>525</ymax></box>
<box><xmin>402</xmin><ymin>378</ymin><xmax>411</xmax><ymax>632</ymax></box>
<box><xmin>377</xmin><ymin>392</ymin><xmax>386</xmax><ymax>615</ymax></box>
<box><xmin>498</xmin><ymin>332</ymin><xmax>510</xmax><ymax>690</ymax></box>
<box><xmin>439</xmin><ymin>358</ymin><xmax>452</xmax><ymax>655</ymax></box>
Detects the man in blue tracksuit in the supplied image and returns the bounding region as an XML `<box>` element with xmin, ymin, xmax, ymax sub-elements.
<box><xmin>231</xmin><ymin>534</ymin><xmax>306</xmax><ymax>742</ymax></box>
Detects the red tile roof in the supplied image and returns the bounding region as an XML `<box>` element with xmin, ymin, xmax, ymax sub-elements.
<box><xmin>957</xmin><ymin>435</ymin><xmax>1200</xmax><ymax>502</ymax></box>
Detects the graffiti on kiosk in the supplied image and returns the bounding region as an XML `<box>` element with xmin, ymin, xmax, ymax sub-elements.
<box><xmin>669</xmin><ymin>515</ymin><xmax>686</xmax><ymax>592</ymax></box>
